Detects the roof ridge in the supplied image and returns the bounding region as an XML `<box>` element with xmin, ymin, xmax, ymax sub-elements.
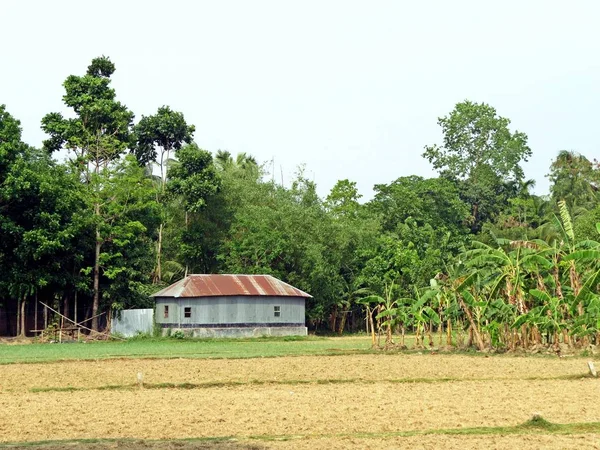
<box><xmin>151</xmin><ymin>274</ymin><xmax>311</xmax><ymax>298</ymax></box>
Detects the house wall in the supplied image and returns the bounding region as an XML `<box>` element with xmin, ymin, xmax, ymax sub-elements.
<box><xmin>154</xmin><ymin>295</ymin><xmax>305</xmax><ymax>328</ymax></box>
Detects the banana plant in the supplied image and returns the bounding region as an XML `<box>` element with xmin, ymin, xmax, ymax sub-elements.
<box><xmin>358</xmin><ymin>281</ymin><xmax>406</xmax><ymax>346</ymax></box>
<box><xmin>407</xmin><ymin>287</ymin><xmax>440</xmax><ymax>347</ymax></box>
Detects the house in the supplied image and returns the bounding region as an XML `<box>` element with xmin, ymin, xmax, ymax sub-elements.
<box><xmin>151</xmin><ymin>274</ymin><xmax>310</xmax><ymax>337</ymax></box>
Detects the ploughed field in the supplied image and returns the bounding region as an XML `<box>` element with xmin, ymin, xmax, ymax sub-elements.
<box><xmin>1</xmin><ymin>344</ymin><xmax>600</xmax><ymax>449</ymax></box>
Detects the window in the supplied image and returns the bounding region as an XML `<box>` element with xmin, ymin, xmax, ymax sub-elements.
<box><xmin>184</xmin><ymin>307</ymin><xmax>192</xmax><ymax>318</ymax></box>
<box><xmin>164</xmin><ymin>305</ymin><xmax>169</xmax><ymax>319</ymax></box>
<box><xmin>274</xmin><ymin>305</ymin><xmax>281</xmax><ymax>318</ymax></box>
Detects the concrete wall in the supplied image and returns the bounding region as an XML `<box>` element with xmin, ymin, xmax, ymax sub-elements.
<box><xmin>164</xmin><ymin>326</ymin><xmax>308</xmax><ymax>338</ymax></box>
<box><xmin>112</xmin><ymin>309</ymin><xmax>154</xmax><ymax>337</ymax></box>
<box><xmin>155</xmin><ymin>296</ymin><xmax>305</xmax><ymax>328</ymax></box>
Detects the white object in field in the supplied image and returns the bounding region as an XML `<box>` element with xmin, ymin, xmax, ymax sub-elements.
<box><xmin>588</xmin><ymin>361</ymin><xmax>597</xmax><ymax>378</ymax></box>
<box><xmin>137</xmin><ymin>372</ymin><xmax>144</xmax><ymax>385</ymax></box>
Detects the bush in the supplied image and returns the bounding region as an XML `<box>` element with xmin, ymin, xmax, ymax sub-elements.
<box><xmin>171</xmin><ymin>330</ymin><xmax>185</xmax><ymax>340</ymax></box>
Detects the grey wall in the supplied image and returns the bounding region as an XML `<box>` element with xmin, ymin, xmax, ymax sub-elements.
<box><xmin>112</xmin><ymin>309</ymin><xmax>154</xmax><ymax>337</ymax></box>
<box><xmin>155</xmin><ymin>296</ymin><xmax>305</xmax><ymax>327</ymax></box>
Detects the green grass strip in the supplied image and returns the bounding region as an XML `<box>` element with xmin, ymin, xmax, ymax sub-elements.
<box><xmin>2</xmin><ymin>418</ymin><xmax>600</xmax><ymax>448</ymax></box>
<box><xmin>27</xmin><ymin>372</ymin><xmax>595</xmax><ymax>394</ymax></box>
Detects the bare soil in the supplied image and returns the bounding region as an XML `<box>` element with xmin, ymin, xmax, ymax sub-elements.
<box><xmin>0</xmin><ymin>353</ymin><xmax>594</xmax><ymax>392</ymax></box>
<box><xmin>1</xmin><ymin>354</ymin><xmax>599</xmax><ymax>448</ymax></box>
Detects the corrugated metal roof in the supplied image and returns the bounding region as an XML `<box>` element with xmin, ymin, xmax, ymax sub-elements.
<box><xmin>151</xmin><ymin>274</ymin><xmax>312</xmax><ymax>299</ymax></box>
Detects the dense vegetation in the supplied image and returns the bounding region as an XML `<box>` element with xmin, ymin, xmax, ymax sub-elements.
<box><xmin>1</xmin><ymin>57</ymin><xmax>600</xmax><ymax>350</ymax></box>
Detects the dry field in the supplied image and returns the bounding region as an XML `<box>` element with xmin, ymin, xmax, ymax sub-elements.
<box><xmin>1</xmin><ymin>353</ymin><xmax>600</xmax><ymax>449</ymax></box>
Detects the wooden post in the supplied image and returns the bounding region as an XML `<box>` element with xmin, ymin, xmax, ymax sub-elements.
<box><xmin>588</xmin><ymin>361</ymin><xmax>597</xmax><ymax>378</ymax></box>
<box><xmin>74</xmin><ymin>291</ymin><xmax>78</xmax><ymax>325</ymax></box>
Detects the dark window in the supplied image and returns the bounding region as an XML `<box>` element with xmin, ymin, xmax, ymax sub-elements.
<box><xmin>164</xmin><ymin>305</ymin><xmax>169</xmax><ymax>319</ymax></box>
<box><xmin>274</xmin><ymin>306</ymin><xmax>281</xmax><ymax>317</ymax></box>
<box><xmin>184</xmin><ymin>307</ymin><xmax>192</xmax><ymax>318</ymax></box>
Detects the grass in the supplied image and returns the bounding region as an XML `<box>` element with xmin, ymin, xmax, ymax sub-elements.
<box><xmin>0</xmin><ymin>333</ymin><xmax>582</xmax><ymax>364</ymax></box>
<box><xmin>0</xmin><ymin>335</ymin><xmax>382</xmax><ymax>364</ymax></box>
<box><xmin>27</xmin><ymin>372</ymin><xmax>592</xmax><ymax>394</ymax></box>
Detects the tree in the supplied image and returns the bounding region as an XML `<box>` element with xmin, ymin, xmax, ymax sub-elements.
<box><xmin>215</xmin><ymin>150</ymin><xmax>258</xmax><ymax>173</ymax></box>
<box><xmin>132</xmin><ymin>106</ymin><xmax>195</xmax><ymax>283</ymax></box>
<box><xmin>548</xmin><ymin>150</ymin><xmax>599</xmax><ymax>210</ymax></box>
<box><xmin>369</xmin><ymin>175</ymin><xmax>470</xmax><ymax>245</ymax></box>
<box><xmin>88</xmin><ymin>156</ymin><xmax>160</xmax><ymax>316</ymax></box>
<box><xmin>325</xmin><ymin>179</ymin><xmax>362</xmax><ymax>219</ymax></box>
<box><xmin>365</xmin><ymin>176</ymin><xmax>470</xmax><ymax>294</ymax></box>
<box><xmin>42</xmin><ymin>56</ymin><xmax>135</xmax><ymax>331</ymax></box>
<box><xmin>423</xmin><ymin>100</ymin><xmax>532</xmax><ymax>231</ymax></box>
<box><xmin>168</xmin><ymin>143</ymin><xmax>220</xmax><ymax>275</ymax></box>
<box><xmin>0</xmin><ymin>105</ymin><xmax>29</xmax><ymax>177</ymax></box>
<box><xmin>1</xmin><ymin>106</ymin><xmax>85</xmax><ymax>336</ymax></box>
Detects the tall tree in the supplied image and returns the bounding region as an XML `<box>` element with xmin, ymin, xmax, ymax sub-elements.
<box><xmin>325</xmin><ymin>179</ymin><xmax>362</xmax><ymax>219</ymax></box>
<box><xmin>548</xmin><ymin>150</ymin><xmax>599</xmax><ymax>210</ymax></box>
<box><xmin>423</xmin><ymin>100</ymin><xmax>532</xmax><ymax>231</ymax></box>
<box><xmin>42</xmin><ymin>56</ymin><xmax>135</xmax><ymax>331</ymax></box>
<box><xmin>0</xmin><ymin>104</ymin><xmax>28</xmax><ymax>176</ymax></box>
<box><xmin>132</xmin><ymin>106</ymin><xmax>195</xmax><ymax>283</ymax></box>
<box><xmin>168</xmin><ymin>143</ymin><xmax>220</xmax><ymax>276</ymax></box>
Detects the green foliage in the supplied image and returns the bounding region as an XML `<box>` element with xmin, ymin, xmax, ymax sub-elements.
<box><xmin>170</xmin><ymin>330</ymin><xmax>185</xmax><ymax>340</ymax></box>
<box><xmin>4</xmin><ymin>58</ymin><xmax>600</xmax><ymax>348</ymax></box>
<box><xmin>423</xmin><ymin>101</ymin><xmax>532</xmax><ymax>231</ymax></box>
<box><xmin>423</xmin><ymin>100</ymin><xmax>531</xmax><ymax>182</ymax></box>
<box><xmin>168</xmin><ymin>143</ymin><xmax>219</xmax><ymax>213</ymax></box>
<box><xmin>42</xmin><ymin>56</ymin><xmax>134</xmax><ymax>166</ymax></box>
<box><xmin>133</xmin><ymin>106</ymin><xmax>195</xmax><ymax>167</ymax></box>
<box><xmin>548</xmin><ymin>151</ymin><xmax>599</xmax><ymax>210</ymax></box>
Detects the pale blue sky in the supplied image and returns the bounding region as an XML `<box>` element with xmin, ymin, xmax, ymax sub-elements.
<box><xmin>2</xmin><ymin>0</ymin><xmax>599</xmax><ymax>199</ymax></box>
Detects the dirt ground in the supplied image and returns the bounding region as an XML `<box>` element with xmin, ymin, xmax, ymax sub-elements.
<box><xmin>1</xmin><ymin>354</ymin><xmax>599</xmax><ymax>448</ymax></box>
<box><xmin>0</xmin><ymin>353</ymin><xmax>594</xmax><ymax>392</ymax></box>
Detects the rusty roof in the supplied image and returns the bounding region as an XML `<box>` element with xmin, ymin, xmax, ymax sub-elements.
<box><xmin>151</xmin><ymin>274</ymin><xmax>312</xmax><ymax>298</ymax></box>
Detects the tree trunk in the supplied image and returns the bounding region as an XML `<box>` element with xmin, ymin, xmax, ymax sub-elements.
<box><xmin>428</xmin><ymin>320</ymin><xmax>433</xmax><ymax>346</ymax></box>
<box><xmin>74</xmin><ymin>291</ymin><xmax>78</xmax><ymax>325</ymax></box>
<box><xmin>458</xmin><ymin>295</ymin><xmax>486</xmax><ymax>351</ymax></box>
<box><xmin>44</xmin><ymin>300</ymin><xmax>48</xmax><ymax>331</ymax></box>
<box><xmin>19</xmin><ymin>296</ymin><xmax>26</xmax><ymax>337</ymax></box>
<box><xmin>329</xmin><ymin>305</ymin><xmax>337</xmax><ymax>333</ymax></box>
<box><xmin>34</xmin><ymin>294</ymin><xmax>38</xmax><ymax>334</ymax></box>
<box><xmin>106</xmin><ymin>309</ymin><xmax>112</xmax><ymax>333</ymax></box>
<box><xmin>338</xmin><ymin>308</ymin><xmax>348</xmax><ymax>335</ymax></box>
<box><xmin>154</xmin><ymin>222</ymin><xmax>164</xmax><ymax>284</ymax></box>
<box><xmin>368</xmin><ymin>308</ymin><xmax>376</xmax><ymax>347</ymax></box>
<box><xmin>184</xmin><ymin>211</ymin><xmax>189</xmax><ymax>278</ymax></box>
<box><xmin>63</xmin><ymin>294</ymin><xmax>69</xmax><ymax>323</ymax></box>
<box><xmin>91</xmin><ymin>222</ymin><xmax>101</xmax><ymax>332</ymax></box>
<box><xmin>16</xmin><ymin>298</ymin><xmax>21</xmax><ymax>337</ymax></box>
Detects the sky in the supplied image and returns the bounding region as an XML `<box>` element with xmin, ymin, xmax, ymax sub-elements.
<box><xmin>1</xmin><ymin>0</ymin><xmax>599</xmax><ymax>199</ymax></box>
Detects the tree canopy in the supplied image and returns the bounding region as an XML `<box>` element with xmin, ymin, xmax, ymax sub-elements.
<box><xmin>1</xmin><ymin>60</ymin><xmax>599</xmax><ymax>348</ymax></box>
